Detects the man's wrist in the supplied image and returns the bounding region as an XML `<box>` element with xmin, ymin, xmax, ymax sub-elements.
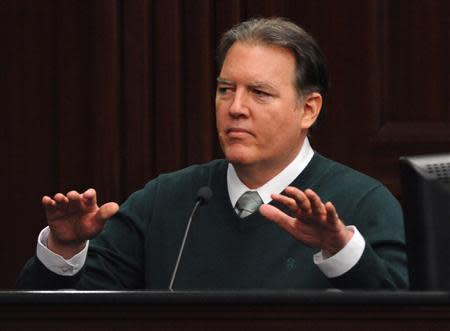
<box><xmin>314</xmin><ymin>226</ymin><xmax>365</xmax><ymax>278</ymax></box>
<box><xmin>322</xmin><ymin>227</ymin><xmax>354</xmax><ymax>256</ymax></box>
<box><xmin>47</xmin><ymin>231</ymin><xmax>87</xmax><ymax>260</ymax></box>
<box><xmin>37</xmin><ymin>226</ymin><xmax>89</xmax><ymax>276</ymax></box>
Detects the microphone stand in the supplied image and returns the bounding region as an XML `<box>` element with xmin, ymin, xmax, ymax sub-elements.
<box><xmin>169</xmin><ymin>187</ymin><xmax>212</xmax><ymax>291</ymax></box>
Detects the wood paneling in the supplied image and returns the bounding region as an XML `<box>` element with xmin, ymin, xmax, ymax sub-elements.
<box><xmin>1</xmin><ymin>0</ymin><xmax>448</xmax><ymax>288</ymax></box>
<box><xmin>366</xmin><ymin>0</ymin><xmax>450</xmax><ymax>191</ymax></box>
<box><xmin>122</xmin><ymin>0</ymin><xmax>153</xmax><ymax>194</ymax></box>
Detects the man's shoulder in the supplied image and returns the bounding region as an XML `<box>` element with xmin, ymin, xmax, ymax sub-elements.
<box><xmin>310</xmin><ymin>153</ymin><xmax>383</xmax><ymax>189</ymax></box>
<box><xmin>121</xmin><ymin>159</ymin><xmax>227</xmax><ymax>210</ymax></box>
<box><xmin>306</xmin><ymin>153</ymin><xmax>398</xmax><ymax>206</ymax></box>
<box><xmin>137</xmin><ymin>159</ymin><xmax>227</xmax><ymax>196</ymax></box>
<box><xmin>309</xmin><ymin>153</ymin><xmax>402</xmax><ymax>221</ymax></box>
<box><xmin>156</xmin><ymin>159</ymin><xmax>227</xmax><ymax>184</ymax></box>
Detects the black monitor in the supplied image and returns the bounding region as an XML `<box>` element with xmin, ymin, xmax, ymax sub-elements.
<box><xmin>400</xmin><ymin>153</ymin><xmax>450</xmax><ymax>290</ymax></box>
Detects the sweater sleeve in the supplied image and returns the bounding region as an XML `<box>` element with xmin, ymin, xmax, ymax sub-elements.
<box><xmin>17</xmin><ymin>179</ymin><xmax>158</xmax><ymax>290</ymax></box>
<box><xmin>17</xmin><ymin>256</ymin><xmax>82</xmax><ymax>289</ymax></box>
<box><xmin>328</xmin><ymin>185</ymin><xmax>409</xmax><ymax>290</ymax></box>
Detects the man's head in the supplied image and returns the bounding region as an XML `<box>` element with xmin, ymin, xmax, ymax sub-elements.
<box><xmin>215</xmin><ymin>18</ymin><xmax>328</xmax><ymax>187</ymax></box>
<box><xmin>217</xmin><ymin>17</ymin><xmax>329</xmax><ymax>111</ymax></box>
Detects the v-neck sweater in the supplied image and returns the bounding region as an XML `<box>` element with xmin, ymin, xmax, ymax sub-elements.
<box><xmin>18</xmin><ymin>153</ymin><xmax>408</xmax><ymax>290</ymax></box>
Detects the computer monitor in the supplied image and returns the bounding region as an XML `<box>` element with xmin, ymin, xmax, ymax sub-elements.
<box><xmin>400</xmin><ymin>153</ymin><xmax>450</xmax><ymax>290</ymax></box>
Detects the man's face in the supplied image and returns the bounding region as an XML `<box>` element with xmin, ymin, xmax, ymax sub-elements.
<box><xmin>216</xmin><ymin>41</ymin><xmax>309</xmax><ymax>177</ymax></box>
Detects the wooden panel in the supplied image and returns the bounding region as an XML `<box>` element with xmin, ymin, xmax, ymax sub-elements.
<box><xmin>122</xmin><ymin>0</ymin><xmax>153</xmax><ymax>195</ymax></box>
<box><xmin>88</xmin><ymin>0</ymin><xmax>122</xmax><ymax>203</ymax></box>
<box><xmin>213</xmin><ymin>0</ymin><xmax>243</xmax><ymax>38</ymax></box>
<box><xmin>367</xmin><ymin>0</ymin><xmax>450</xmax><ymax>194</ymax></box>
<box><xmin>382</xmin><ymin>0</ymin><xmax>448</xmax><ymax>124</ymax></box>
<box><xmin>0</xmin><ymin>0</ymin><xmax>59</xmax><ymax>288</ymax></box>
<box><xmin>55</xmin><ymin>0</ymin><xmax>94</xmax><ymax>192</ymax></box>
<box><xmin>182</xmin><ymin>1</ymin><xmax>217</xmax><ymax>165</ymax></box>
<box><xmin>152</xmin><ymin>0</ymin><xmax>184</xmax><ymax>174</ymax></box>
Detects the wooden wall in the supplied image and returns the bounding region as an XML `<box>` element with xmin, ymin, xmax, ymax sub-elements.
<box><xmin>0</xmin><ymin>0</ymin><xmax>448</xmax><ymax>288</ymax></box>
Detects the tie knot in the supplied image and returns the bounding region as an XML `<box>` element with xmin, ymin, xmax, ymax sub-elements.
<box><xmin>235</xmin><ymin>191</ymin><xmax>263</xmax><ymax>218</ymax></box>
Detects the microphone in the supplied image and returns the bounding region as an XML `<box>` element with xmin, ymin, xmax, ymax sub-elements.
<box><xmin>169</xmin><ymin>186</ymin><xmax>213</xmax><ymax>291</ymax></box>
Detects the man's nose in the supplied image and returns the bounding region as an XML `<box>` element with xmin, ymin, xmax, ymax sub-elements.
<box><xmin>228</xmin><ymin>89</ymin><xmax>249</xmax><ymax>117</ymax></box>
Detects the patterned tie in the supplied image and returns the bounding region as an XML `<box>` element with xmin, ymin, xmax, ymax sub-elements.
<box><xmin>235</xmin><ymin>191</ymin><xmax>263</xmax><ymax>218</ymax></box>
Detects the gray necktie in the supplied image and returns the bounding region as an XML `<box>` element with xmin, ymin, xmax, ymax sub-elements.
<box><xmin>235</xmin><ymin>191</ymin><xmax>263</xmax><ymax>218</ymax></box>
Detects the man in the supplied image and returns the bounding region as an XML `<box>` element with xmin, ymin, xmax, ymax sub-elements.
<box><xmin>18</xmin><ymin>18</ymin><xmax>408</xmax><ymax>290</ymax></box>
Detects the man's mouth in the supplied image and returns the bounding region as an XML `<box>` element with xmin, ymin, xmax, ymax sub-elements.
<box><xmin>225</xmin><ymin>127</ymin><xmax>253</xmax><ymax>138</ymax></box>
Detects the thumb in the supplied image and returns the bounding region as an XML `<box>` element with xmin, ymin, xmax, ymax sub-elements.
<box><xmin>95</xmin><ymin>202</ymin><xmax>119</xmax><ymax>224</ymax></box>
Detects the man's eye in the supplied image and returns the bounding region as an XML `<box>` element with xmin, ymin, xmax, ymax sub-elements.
<box><xmin>253</xmin><ymin>89</ymin><xmax>270</xmax><ymax>97</ymax></box>
<box><xmin>217</xmin><ymin>87</ymin><xmax>232</xmax><ymax>94</ymax></box>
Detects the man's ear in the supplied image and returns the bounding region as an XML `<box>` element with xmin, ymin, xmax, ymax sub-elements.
<box><xmin>300</xmin><ymin>92</ymin><xmax>322</xmax><ymax>129</ymax></box>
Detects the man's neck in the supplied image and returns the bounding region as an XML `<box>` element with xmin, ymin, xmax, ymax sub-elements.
<box><xmin>233</xmin><ymin>143</ymin><xmax>304</xmax><ymax>189</ymax></box>
<box><xmin>227</xmin><ymin>137</ymin><xmax>314</xmax><ymax>206</ymax></box>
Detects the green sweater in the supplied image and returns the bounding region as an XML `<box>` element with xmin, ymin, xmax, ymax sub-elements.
<box><xmin>18</xmin><ymin>153</ymin><xmax>408</xmax><ymax>290</ymax></box>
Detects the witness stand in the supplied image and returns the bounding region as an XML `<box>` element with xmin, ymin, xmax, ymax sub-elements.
<box><xmin>1</xmin><ymin>290</ymin><xmax>450</xmax><ymax>330</ymax></box>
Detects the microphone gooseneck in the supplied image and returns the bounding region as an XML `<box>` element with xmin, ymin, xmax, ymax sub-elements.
<box><xmin>168</xmin><ymin>186</ymin><xmax>213</xmax><ymax>291</ymax></box>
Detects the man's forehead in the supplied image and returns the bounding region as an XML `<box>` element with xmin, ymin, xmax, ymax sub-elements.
<box><xmin>219</xmin><ymin>42</ymin><xmax>297</xmax><ymax>86</ymax></box>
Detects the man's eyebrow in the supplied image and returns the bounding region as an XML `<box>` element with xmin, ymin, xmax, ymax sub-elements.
<box><xmin>216</xmin><ymin>78</ymin><xmax>234</xmax><ymax>85</ymax></box>
<box><xmin>248</xmin><ymin>81</ymin><xmax>277</xmax><ymax>91</ymax></box>
<box><xmin>217</xmin><ymin>78</ymin><xmax>276</xmax><ymax>91</ymax></box>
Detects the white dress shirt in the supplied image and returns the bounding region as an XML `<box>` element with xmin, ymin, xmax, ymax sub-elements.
<box><xmin>37</xmin><ymin>137</ymin><xmax>365</xmax><ymax>278</ymax></box>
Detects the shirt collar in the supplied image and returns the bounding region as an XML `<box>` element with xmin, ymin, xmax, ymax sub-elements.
<box><xmin>227</xmin><ymin>137</ymin><xmax>314</xmax><ymax>207</ymax></box>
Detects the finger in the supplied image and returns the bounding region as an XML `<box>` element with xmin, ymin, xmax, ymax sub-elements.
<box><xmin>52</xmin><ymin>194</ymin><xmax>70</xmax><ymax>215</ymax></box>
<box><xmin>304</xmin><ymin>189</ymin><xmax>326</xmax><ymax>219</ymax></box>
<box><xmin>53</xmin><ymin>193</ymin><xmax>69</xmax><ymax>204</ymax></box>
<box><xmin>41</xmin><ymin>195</ymin><xmax>56</xmax><ymax>218</ymax></box>
<box><xmin>82</xmin><ymin>188</ymin><xmax>97</xmax><ymax>207</ymax></box>
<box><xmin>95</xmin><ymin>202</ymin><xmax>119</xmax><ymax>224</ymax></box>
<box><xmin>42</xmin><ymin>196</ymin><xmax>56</xmax><ymax>207</ymax></box>
<box><xmin>66</xmin><ymin>190</ymin><xmax>81</xmax><ymax>200</ymax></box>
<box><xmin>43</xmin><ymin>194</ymin><xmax>69</xmax><ymax>210</ymax></box>
<box><xmin>270</xmin><ymin>193</ymin><xmax>300</xmax><ymax>213</ymax></box>
<box><xmin>259</xmin><ymin>204</ymin><xmax>301</xmax><ymax>236</ymax></box>
<box><xmin>284</xmin><ymin>187</ymin><xmax>312</xmax><ymax>214</ymax></box>
<box><xmin>325</xmin><ymin>201</ymin><xmax>339</xmax><ymax>225</ymax></box>
<box><xmin>43</xmin><ymin>194</ymin><xmax>68</xmax><ymax>221</ymax></box>
<box><xmin>66</xmin><ymin>190</ymin><xmax>82</xmax><ymax>211</ymax></box>
<box><xmin>53</xmin><ymin>193</ymin><xmax>69</xmax><ymax>209</ymax></box>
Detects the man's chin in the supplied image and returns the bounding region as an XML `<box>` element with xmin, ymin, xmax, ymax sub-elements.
<box><xmin>222</xmin><ymin>145</ymin><xmax>257</xmax><ymax>166</ymax></box>
<box><xmin>225</xmin><ymin>153</ymin><xmax>254</xmax><ymax>167</ymax></box>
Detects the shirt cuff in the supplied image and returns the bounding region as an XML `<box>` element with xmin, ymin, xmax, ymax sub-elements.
<box><xmin>36</xmin><ymin>226</ymin><xmax>89</xmax><ymax>276</ymax></box>
<box><xmin>313</xmin><ymin>225</ymin><xmax>365</xmax><ymax>278</ymax></box>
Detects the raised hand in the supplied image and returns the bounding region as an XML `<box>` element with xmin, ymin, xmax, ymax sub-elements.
<box><xmin>42</xmin><ymin>188</ymin><xmax>119</xmax><ymax>258</ymax></box>
<box><xmin>259</xmin><ymin>187</ymin><xmax>353</xmax><ymax>256</ymax></box>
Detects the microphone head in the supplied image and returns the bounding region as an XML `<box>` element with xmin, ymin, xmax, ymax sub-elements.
<box><xmin>196</xmin><ymin>186</ymin><xmax>213</xmax><ymax>205</ymax></box>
